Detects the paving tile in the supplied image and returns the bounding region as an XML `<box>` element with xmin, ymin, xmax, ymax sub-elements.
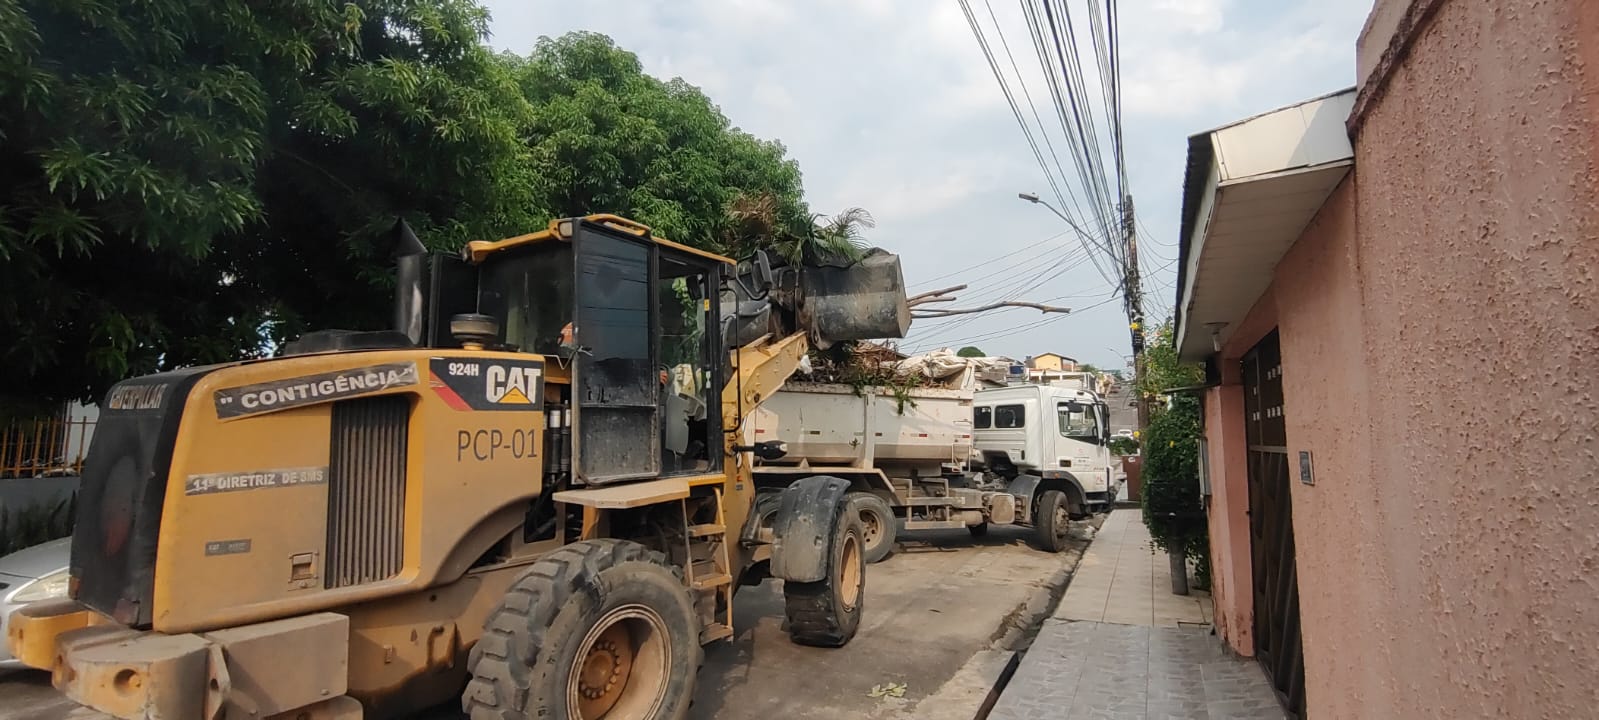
<box><xmin>1146</xmin><ymin>699</ymin><xmax>1213</xmax><ymax>720</ymax></box>
<box><xmin>994</xmin><ymin>510</ymin><xmax>1290</xmax><ymax>720</ymax></box>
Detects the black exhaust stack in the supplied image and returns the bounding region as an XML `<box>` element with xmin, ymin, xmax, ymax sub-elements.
<box><xmin>392</xmin><ymin>219</ymin><xmax>427</xmax><ymax>345</ymax></box>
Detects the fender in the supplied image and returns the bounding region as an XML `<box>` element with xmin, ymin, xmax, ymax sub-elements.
<box><xmin>1006</xmin><ymin>473</ymin><xmax>1043</xmax><ymax>504</ymax></box>
<box><xmin>741</xmin><ymin>491</ymin><xmax>784</xmax><ymax>545</ymax></box>
<box><xmin>1007</xmin><ymin>472</ymin><xmax>1087</xmax><ymax>519</ymax></box>
<box><xmin>769</xmin><ymin>475</ymin><xmax>852</xmax><ymax>583</ymax></box>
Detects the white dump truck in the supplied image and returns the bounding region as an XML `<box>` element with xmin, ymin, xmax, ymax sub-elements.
<box><xmin>750</xmin><ymin>372</ymin><xmax>1116</xmax><ymax>561</ymax></box>
<box><xmin>969</xmin><ymin>382</ymin><xmax>1119</xmax><ymax>514</ymax></box>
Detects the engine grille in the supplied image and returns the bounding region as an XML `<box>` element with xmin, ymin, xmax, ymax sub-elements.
<box><xmin>325</xmin><ymin>395</ymin><xmax>409</xmax><ymax>589</ymax></box>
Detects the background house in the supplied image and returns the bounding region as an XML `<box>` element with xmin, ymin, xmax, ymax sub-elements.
<box><xmin>1024</xmin><ymin>352</ymin><xmax>1077</xmax><ymax>371</ymax></box>
<box><xmin>1172</xmin><ymin>1</ymin><xmax>1598</xmax><ymax>717</ymax></box>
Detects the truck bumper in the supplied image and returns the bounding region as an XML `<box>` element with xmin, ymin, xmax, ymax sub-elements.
<box><xmin>7</xmin><ymin>600</ymin><xmax>359</xmax><ymax>719</ymax></box>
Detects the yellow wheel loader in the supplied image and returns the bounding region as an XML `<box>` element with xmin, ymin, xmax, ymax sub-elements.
<box><xmin>5</xmin><ymin>215</ymin><xmax>911</xmax><ymax>720</ymax></box>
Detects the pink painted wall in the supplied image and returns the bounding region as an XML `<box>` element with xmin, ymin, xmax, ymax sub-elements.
<box><xmin>1324</xmin><ymin>0</ymin><xmax>1599</xmax><ymax>715</ymax></box>
<box><xmin>1200</xmin><ymin>0</ymin><xmax>1599</xmax><ymax>715</ymax></box>
<box><xmin>1270</xmin><ymin>179</ymin><xmax>1396</xmax><ymax>714</ymax></box>
<box><xmin>1202</xmin><ymin>383</ymin><xmax>1252</xmax><ymax>655</ymax></box>
<box><xmin>1205</xmin><ymin>259</ymin><xmax>1283</xmax><ymax>656</ymax></box>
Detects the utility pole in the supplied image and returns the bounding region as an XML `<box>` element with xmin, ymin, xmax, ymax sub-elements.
<box><xmin>1122</xmin><ymin>196</ymin><xmax>1148</xmax><ymax>435</ymax></box>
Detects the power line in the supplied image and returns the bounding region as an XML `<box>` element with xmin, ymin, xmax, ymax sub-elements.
<box><xmin>959</xmin><ymin>0</ymin><xmax>1075</xmax><ymax>227</ymax></box>
<box><xmin>909</xmin><ymin>229</ymin><xmax>1071</xmax><ymax>289</ymax></box>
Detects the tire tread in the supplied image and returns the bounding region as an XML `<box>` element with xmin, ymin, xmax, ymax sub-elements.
<box><xmin>462</xmin><ymin>539</ymin><xmax>693</xmax><ymax>720</ymax></box>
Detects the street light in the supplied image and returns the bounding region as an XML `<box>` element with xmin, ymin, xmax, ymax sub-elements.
<box><xmin>1017</xmin><ymin>192</ymin><xmax>1075</xmax><ymax>226</ymax></box>
<box><xmin>1018</xmin><ymin>192</ymin><xmax>1105</xmax><ymax>258</ymax></box>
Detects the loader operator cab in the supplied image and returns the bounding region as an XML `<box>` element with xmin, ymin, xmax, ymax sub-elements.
<box><xmin>430</xmin><ymin>215</ymin><xmax>726</xmax><ymax>485</ymax></box>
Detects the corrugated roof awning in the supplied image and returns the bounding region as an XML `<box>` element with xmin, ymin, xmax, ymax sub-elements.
<box><xmin>1173</xmin><ymin>88</ymin><xmax>1357</xmax><ymax>362</ymax></box>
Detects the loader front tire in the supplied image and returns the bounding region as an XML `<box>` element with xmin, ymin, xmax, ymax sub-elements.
<box><xmin>849</xmin><ymin>491</ymin><xmax>897</xmax><ymax>563</ymax></box>
<box><xmin>463</xmin><ymin>539</ymin><xmax>700</xmax><ymax>720</ymax></box>
<box><xmin>782</xmin><ymin>508</ymin><xmax>865</xmax><ymax>647</ymax></box>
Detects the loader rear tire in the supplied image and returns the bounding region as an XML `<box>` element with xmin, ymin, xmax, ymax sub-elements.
<box><xmin>462</xmin><ymin>539</ymin><xmax>700</xmax><ymax>720</ymax></box>
<box><xmin>783</xmin><ymin>509</ymin><xmax>865</xmax><ymax>647</ymax></box>
<box><xmin>849</xmin><ymin>492</ymin><xmax>897</xmax><ymax>564</ymax></box>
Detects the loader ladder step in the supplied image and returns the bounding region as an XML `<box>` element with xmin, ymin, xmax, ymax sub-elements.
<box><xmin>683</xmin><ymin>488</ymin><xmax>735</xmax><ymax>643</ymax></box>
<box><xmin>700</xmin><ymin>622</ymin><xmax>734</xmax><ymax>643</ymax></box>
<box><xmin>691</xmin><ymin>572</ymin><xmax>733</xmax><ymax>590</ymax></box>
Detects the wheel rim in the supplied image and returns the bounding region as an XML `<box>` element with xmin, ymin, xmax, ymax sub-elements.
<box><xmin>840</xmin><ymin>533</ymin><xmax>863</xmax><ymax>610</ymax></box>
<box><xmin>567</xmin><ymin>604</ymin><xmax>671</xmax><ymax>719</ymax></box>
<box><xmin>1054</xmin><ymin>504</ymin><xmax>1070</xmax><ymax>539</ymax></box>
<box><xmin>860</xmin><ymin>508</ymin><xmax>882</xmax><ymax>547</ymax></box>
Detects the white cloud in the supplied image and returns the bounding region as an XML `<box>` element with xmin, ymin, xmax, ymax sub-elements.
<box><xmin>1151</xmin><ymin>0</ymin><xmax>1230</xmax><ymax>34</ymax></box>
<box><xmin>480</xmin><ymin>0</ymin><xmax>1371</xmax><ymax>365</ymax></box>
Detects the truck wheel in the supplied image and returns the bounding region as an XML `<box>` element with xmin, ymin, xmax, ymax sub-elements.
<box><xmin>1033</xmin><ymin>490</ymin><xmax>1071</xmax><ymax>553</ymax></box>
<box><xmin>849</xmin><ymin>492</ymin><xmax>896</xmax><ymax>563</ymax></box>
<box><xmin>463</xmin><ymin>539</ymin><xmax>700</xmax><ymax>720</ymax></box>
<box><xmin>783</xmin><ymin>509</ymin><xmax>865</xmax><ymax>647</ymax></box>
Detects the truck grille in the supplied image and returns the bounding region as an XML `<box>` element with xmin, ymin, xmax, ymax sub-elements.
<box><xmin>325</xmin><ymin>395</ymin><xmax>409</xmax><ymax>589</ymax></box>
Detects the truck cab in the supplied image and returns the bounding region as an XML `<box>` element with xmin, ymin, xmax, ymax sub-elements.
<box><xmin>972</xmin><ymin>383</ymin><xmax>1117</xmax><ymax>514</ymax></box>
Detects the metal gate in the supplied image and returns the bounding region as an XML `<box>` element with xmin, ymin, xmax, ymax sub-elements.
<box><xmin>1242</xmin><ymin>331</ymin><xmax>1306</xmax><ymax>717</ymax></box>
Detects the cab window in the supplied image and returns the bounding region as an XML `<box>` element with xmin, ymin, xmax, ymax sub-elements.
<box><xmin>974</xmin><ymin>406</ymin><xmax>992</xmax><ymax>429</ymax></box>
<box><xmin>657</xmin><ymin>253</ymin><xmax>719</xmax><ymax>475</ymax></box>
<box><xmin>995</xmin><ymin>404</ymin><xmax>1025</xmax><ymax>428</ymax></box>
<box><xmin>1058</xmin><ymin>402</ymin><xmax>1099</xmax><ymax>438</ymax></box>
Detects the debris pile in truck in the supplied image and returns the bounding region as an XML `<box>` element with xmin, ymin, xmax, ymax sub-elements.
<box><xmin>801</xmin><ymin>345</ymin><xmax>1013</xmax><ymax>390</ymax></box>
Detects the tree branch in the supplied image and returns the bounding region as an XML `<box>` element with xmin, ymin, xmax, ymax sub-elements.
<box><xmin>912</xmin><ymin>301</ymin><xmax>1072</xmax><ymax>318</ymax></box>
<box><xmin>907</xmin><ymin>284</ymin><xmax>967</xmax><ymax>303</ymax></box>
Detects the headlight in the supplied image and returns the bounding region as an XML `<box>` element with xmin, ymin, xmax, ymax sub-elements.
<box><xmin>10</xmin><ymin>569</ymin><xmax>70</xmax><ymax>604</ymax></box>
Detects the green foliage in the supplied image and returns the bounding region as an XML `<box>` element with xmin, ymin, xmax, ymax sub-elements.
<box><xmin>0</xmin><ymin>11</ymin><xmax>811</xmax><ymax>405</ymax></box>
<box><xmin>0</xmin><ymin>494</ymin><xmax>75</xmax><ymax>556</ymax></box>
<box><xmin>513</xmin><ymin>32</ymin><xmax>808</xmax><ymax>257</ymax></box>
<box><xmin>1108</xmin><ymin>436</ymin><xmax>1140</xmax><ymax>456</ymax></box>
<box><xmin>1140</xmin><ymin>394</ymin><xmax>1209</xmax><ymax>589</ymax></box>
<box><xmin>1137</xmin><ymin>320</ymin><xmax>1205</xmax><ymax>402</ymax></box>
<box><xmin>1078</xmin><ymin>363</ymin><xmax>1099</xmax><ymax>374</ymax></box>
<box><xmin>0</xmin><ymin>0</ymin><xmax>540</xmax><ymax>403</ymax></box>
<box><xmin>956</xmin><ymin>346</ymin><xmax>985</xmax><ymax>358</ymax></box>
<box><xmin>807</xmin><ymin>342</ymin><xmax>924</xmax><ymax>414</ymax></box>
<box><xmin>848</xmin><ymin>370</ymin><xmax>924</xmax><ymax>415</ymax></box>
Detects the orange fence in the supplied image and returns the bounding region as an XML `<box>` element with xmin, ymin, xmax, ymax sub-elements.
<box><xmin>1</xmin><ymin>415</ymin><xmax>96</xmax><ymax>479</ymax></box>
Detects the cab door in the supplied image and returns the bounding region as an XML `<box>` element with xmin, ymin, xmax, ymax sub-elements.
<box><xmin>571</xmin><ymin>221</ymin><xmax>660</xmax><ymax>484</ymax></box>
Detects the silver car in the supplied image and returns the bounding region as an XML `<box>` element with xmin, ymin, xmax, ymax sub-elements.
<box><xmin>0</xmin><ymin>537</ymin><xmax>71</xmax><ymax>669</ymax></box>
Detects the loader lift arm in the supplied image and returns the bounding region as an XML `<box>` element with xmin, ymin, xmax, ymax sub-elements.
<box><xmin>722</xmin><ymin>331</ymin><xmax>811</xmax><ymax>434</ymax></box>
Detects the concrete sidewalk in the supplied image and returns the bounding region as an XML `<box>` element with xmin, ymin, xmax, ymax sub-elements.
<box><xmin>1055</xmin><ymin>509</ymin><xmax>1212</xmax><ymax>626</ymax></box>
<box><xmin>989</xmin><ymin>510</ymin><xmax>1286</xmax><ymax>720</ymax></box>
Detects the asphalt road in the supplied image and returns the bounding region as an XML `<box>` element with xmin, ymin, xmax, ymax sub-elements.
<box><xmin>0</xmin><ymin>524</ymin><xmax>1089</xmax><ymax>720</ymax></box>
<box><xmin>1106</xmin><ymin>384</ymin><xmax>1138</xmax><ymax>434</ymax></box>
<box><xmin>685</xmin><ymin>524</ymin><xmax>1083</xmax><ymax>720</ymax></box>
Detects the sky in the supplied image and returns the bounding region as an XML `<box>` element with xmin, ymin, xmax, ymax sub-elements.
<box><xmin>480</xmin><ymin>0</ymin><xmax>1373</xmax><ymax>370</ymax></box>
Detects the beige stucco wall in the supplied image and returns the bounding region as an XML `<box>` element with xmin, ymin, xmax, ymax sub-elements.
<box><xmin>1202</xmin><ymin>0</ymin><xmax>1599</xmax><ymax>715</ymax></box>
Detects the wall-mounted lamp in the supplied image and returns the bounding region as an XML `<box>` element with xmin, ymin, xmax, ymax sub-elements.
<box><xmin>1204</xmin><ymin>322</ymin><xmax>1229</xmax><ymax>353</ymax></box>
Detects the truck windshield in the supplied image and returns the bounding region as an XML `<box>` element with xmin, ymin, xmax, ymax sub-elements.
<box><xmin>477</xmin><ymin>243</ymin><xmax>574</xmax><ymax>355</ymax></box>
<box><xmin>1058</xmin><ymin>404</ymin><xmax>1098</xmax><ymax>438</ymax></box>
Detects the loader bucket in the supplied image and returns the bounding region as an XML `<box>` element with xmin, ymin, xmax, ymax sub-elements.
<box><xmin>796</xmin><ymin>250</ymin><xmax>910</xmax><ymax>346</ymax></box>
<box><xmin>722</xmin><ymin>248</ymin><xmax>910</xmax><ymax>349</ymax></box>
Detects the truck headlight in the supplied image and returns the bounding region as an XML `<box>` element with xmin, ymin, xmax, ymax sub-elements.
<box><xmin>11</xmin><ymin>569</ymin><xmax>70</xmax><ymax>604</ymax></box>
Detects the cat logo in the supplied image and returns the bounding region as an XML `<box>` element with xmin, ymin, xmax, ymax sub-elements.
<box><xmin>485</xmin><ymin>365</ymin><xmax>541</xmax><ymax>405</ymax></box>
